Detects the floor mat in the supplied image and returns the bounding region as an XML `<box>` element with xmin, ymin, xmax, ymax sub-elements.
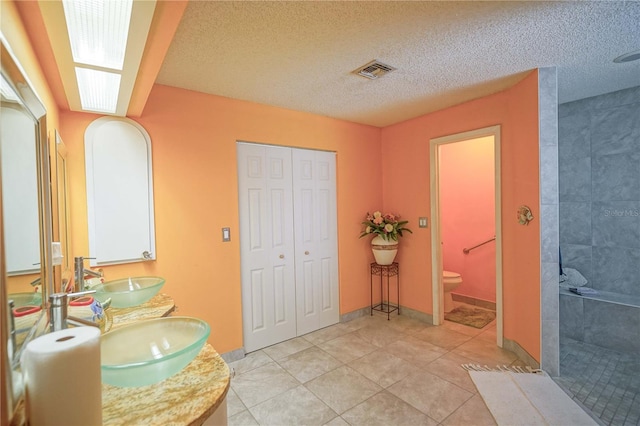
<box><xmin>445</xmin><ymin>305</ymin><xmax>496</xmax><ymax>329</ymax></box>
<box><xmin>468</xmin><ymin>370</ymin><xmax>598</xmax><ymax>425</ymax></box>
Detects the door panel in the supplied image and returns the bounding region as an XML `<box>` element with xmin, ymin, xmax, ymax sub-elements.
<box><xmin>321</xmin><ymin>257</ymin><xmax>332</xmax><ymax>310</ymax></box>
<box><xmin>303</xmin><ymin>260</ymin><xmax>315</xmax><ymax>316</ymax></box>
<box><xmin>250</xmin><ymin>269</ymin><xmax>265</xmax><ymax>331</ymax></box>
<box><xmin>293</xmin><ymin>149</ymin><xmax>339</xmax><ymax>336</ymax></box>
<box><xmin>273</xmin><ymin>265</ymin><xmax>287</xmax><ymax>324</ymax></box>
<box><xmin>238</xmin><ymin>143</ymin><xmax>296</xmax><ymax>352</ymax></box>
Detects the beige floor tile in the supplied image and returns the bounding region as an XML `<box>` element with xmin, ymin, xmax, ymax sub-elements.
<box><xmin>509</xmin><ymin>357</ymin><xmax>532</xmax><ymax>367</ymax></box>
<box><xmin>385</xmin><ymin>315</ymin><xmax>433</xmax><ymax>336</ymax></box>
<box><xmin>306</xmin><ymin>365</ymin><xmax>382</xmax><ymax>414</ymax></box>
<box><xmin>423</xmin><ymin>351</ymin><xmax>479</xmax><ymax>393</ymax></box>
<box><xmin>277</xmin><ymin>346</ymin><xmax>342</xmax><ymax>383</ymax></box>
<box><xmin>231</xmin><ymin>362</ymin><xmax>299</xmax><ymax>408</ymax></box>
<box><xmin>354</xmin><ymin>322</ymin><xmax>406</xmax><ymax>348</ymax></box>
<box><xmin>413</xmin><ymin>324</ymin><xmax>473</xmax><ymax>349</ymax></box>
<box><xmin>340</xmin><ymin>315</ymin><xmax>386</xmax><ymax>332</ymax></box>
<box><xmin>228</xmin><ymin>410</ymin><xmax>258</xmax><ymax>426</ymax></box>
<box><xmin>249</xmin><ymin>385</ymin><xmax>337</xmax><ymax>425</ymax></box>
<box><xmin>226</xmin><ymin>388</ymin><xmax>247</xmax><ymax>417</ymax></box>
<box><xmin>318</xmin><ymin>332</ymin><xmax>378</xmax><ymax>363</ymax></box>
<box><xmin>302</xmin><ymin>323</ymin><xmax>351</xmax><ymax>345</ymax></box>
<box><xmin>453</xmin><ymin>337</ymin><xmax>519</xmax><ymax>365</ymax></box>
<box><xmin>383</xmin><ymin>335</ymin><xmax>448</xmax><ymax>370</ymax></box>
<box><xmin>387</xmin><ymin>369</ymin><xmax>474</xmax><ymax>423</ymax></box>
<box><xmin>262</xmin><ymin>336</ymin><xmax>313</xmax><ymax>360</ymax></box>
<box><xmin>341</xmin><ymin>391</ymin><xmax>437</xmax><ymax>426</ymax></box>
<box><xmin>476</xmin><ymin>325</ymin><xmax>498</xmax><ymax>342</ymax></box>
<box><xmin>228</xmin><ymin>350</ymin><xmax>273</xmax><ymax>376</ymax></box>
<box><xmin>441</xmin><ymin>394</ymin><xmax>497</xmax><ymax>425</ymax></box>
<box><xmin>348</xmin><ymin>349</ymin><xmax>416</xmax><ymax>388</ymax></box>
<box><xmin>324</xmin><ymin>416</ymin><xmax>350</xmax><ymax>426</ymax></box>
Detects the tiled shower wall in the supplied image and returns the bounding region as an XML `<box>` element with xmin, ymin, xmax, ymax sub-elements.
<box><xmin>559</xmin><ymin>86</ymin><xmax>640</xmax><ymax>297</ymax></box>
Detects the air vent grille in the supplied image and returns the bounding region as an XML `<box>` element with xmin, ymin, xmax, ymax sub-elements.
<box><xmin>353</xmin><ymin>60</ymin><xmax>397</xmax><ymax>80</ymax></box>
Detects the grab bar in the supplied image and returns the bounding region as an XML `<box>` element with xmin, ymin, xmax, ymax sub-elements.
<box><xmin>463</xmin><ymin>236</ymin><xmax>495</xmax><ymax>254</ymax></box>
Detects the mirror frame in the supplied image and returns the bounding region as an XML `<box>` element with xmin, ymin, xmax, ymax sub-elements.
<box><xmin>53</xmin><ymin>131</ymin><xmax>72</xmax><ymax>292</ymax></box>
<box><xmin>1</xmin><ymin>37</ymin><xmax>51</xmax><ymax>419</ymax></box>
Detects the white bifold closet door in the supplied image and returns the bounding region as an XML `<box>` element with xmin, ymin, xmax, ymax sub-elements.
<box><xmin>237</xmin><ymin>142</ymin><xmax>339</xmax><ymax>353</ymax></box>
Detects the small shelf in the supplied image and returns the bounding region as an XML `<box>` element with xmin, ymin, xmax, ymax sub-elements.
<box><xmin>370</xmin><ymin>262</ymin><xmax>399</xmax><ymax>320</ymax></box>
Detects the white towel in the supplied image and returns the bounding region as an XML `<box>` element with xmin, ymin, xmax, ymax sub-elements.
<box><xmin>559</xmin><ymin>267</ymin><xmax>588</xmax><ymax>288</ymax></box>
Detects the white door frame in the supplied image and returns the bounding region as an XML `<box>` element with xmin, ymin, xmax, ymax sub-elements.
<box><xmin>429</xmin><ymin>125</ymin><xmax>503</xmax><ymax>347</ymax></box>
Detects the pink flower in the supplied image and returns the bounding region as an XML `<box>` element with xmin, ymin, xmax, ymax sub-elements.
<box><xmin>373</xmin><ymin>216</ymin><xmax>383</xmax><ymax>225</ymax></box>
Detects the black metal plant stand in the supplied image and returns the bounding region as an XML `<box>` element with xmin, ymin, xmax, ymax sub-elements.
<box><xmin>370</xmin><ymin>262</ymin><xmax>399</xmax><ymax>320</ymax></box>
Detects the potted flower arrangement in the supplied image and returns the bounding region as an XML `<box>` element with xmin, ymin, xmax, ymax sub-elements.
<box><xmin>360</xmin><ymin>211</ymin><xmax>412</xmax><ymax>265</ymax></box>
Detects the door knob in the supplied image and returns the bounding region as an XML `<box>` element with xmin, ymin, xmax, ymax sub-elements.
<box><xmin>304</xmin><ymin>251</ymin><xmax>309</xmax><ymax>255</ymax></box>
<box><xmin>279</xmin><ymin>254</ymin><xmax>284</xmax><ymax>259</ymax></box>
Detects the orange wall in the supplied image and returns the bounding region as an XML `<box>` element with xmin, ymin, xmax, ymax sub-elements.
<box><xmin>440</xmin><ymin>136</ymin><xmax>496</xmax><ymax>302</ymax></box>
<box><xmin>381</xmin><ymin>71</ymin><xmax>541</xmax><ymax>360</ymax></box>
<box><xmin>61</xmin><ymin>85</ymin><xmax>382</xmax><ymax>353</ymax></box>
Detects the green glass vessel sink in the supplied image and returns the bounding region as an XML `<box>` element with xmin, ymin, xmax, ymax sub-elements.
<box><xmin>94</xmin><ymin>276</ymin><xmax>165</xmax><ymax>308</ymax></box>
<box><xmin>101</xmin><ymin>317</ymin><xmax>210</xmax><ymax>387</ymax></box>
<box><xmin>8</xmin><ymin>292</ymin><xmax>42</xmax><ymax>308</ymax></box>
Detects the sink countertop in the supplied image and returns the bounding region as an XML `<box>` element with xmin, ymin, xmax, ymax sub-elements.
<box><xmin>102</xmin><ymin>343</ymin><xmax>230</xmax><ymax>426</ymax></box>
<box><xmin>102</xmin><ymin>293</ymin><xmax>231</xmax><ymax>425</ymax></box>
<box><xmin>108</xmin><ymin>292</ymin><xmax>176</xmax><ymax>330</ymax></box>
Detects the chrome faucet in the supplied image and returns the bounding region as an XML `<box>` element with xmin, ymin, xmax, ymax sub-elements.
<box><xmin>74</xmin><ymin>256</ymin><xmax>103</xmax><ymax>291</ymax></box>
<box><xmin>49</xmin><ymin>290</ymin><xmax>101</xmax><ymax>332</ymax></box>
<box><xmin>7</xmin><ymin>299</ymin><xmax>16</xmax><ymax>358</ymax></box>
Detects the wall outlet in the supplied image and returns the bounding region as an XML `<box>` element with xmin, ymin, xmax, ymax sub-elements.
<box><xmin>222</xmin><ymin>227</ymin><xmax>231</xmax><ymax>242</ymax></box>
<box><xmin>418</xmin><ymin>217</ymin><xmax>428</xmax><ymax>228</ymax></box>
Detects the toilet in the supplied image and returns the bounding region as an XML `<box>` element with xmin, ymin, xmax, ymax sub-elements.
<box><xmin>443</xmin><ymin>270</ymin><xmax>463</xmax><ymax>313</ymax></box>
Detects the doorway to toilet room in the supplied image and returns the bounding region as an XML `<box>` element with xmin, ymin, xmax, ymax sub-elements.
<box><xmin>429</xmin><ymin>125</ymin><xmax>503</xmax><ymax>347</ymax></box>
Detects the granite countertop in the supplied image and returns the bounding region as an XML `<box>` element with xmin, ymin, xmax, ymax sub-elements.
<box><xmin>108</xmin><ymin>293</ymin><xmax>176</xmax><ymax>330</ymax></box>
<box><xmin>103</xmin><ymin>294</ymin><xmax>231</xmax><ymax>425</ymax></box>
<box><xmin>102</xmin><ymin>344</ymin><xmax>231</xmax><ymax>426</ymax></box>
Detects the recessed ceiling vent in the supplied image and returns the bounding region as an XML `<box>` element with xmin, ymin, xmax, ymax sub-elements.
<box><xmin>353</xmin><ymin>60</ymin><xmax>396</xmax><ymax>80</ymax></box>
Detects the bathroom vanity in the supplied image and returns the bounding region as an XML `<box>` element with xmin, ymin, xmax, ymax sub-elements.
<box><xmin>11</xmin><ymin>294</ymin><xmax>230</xmax><ymax>426</ymax></box>
<box><xmin>102</xmin><ymin>294</ymin><xmax>231</xmax><ymax>425</ymax></box>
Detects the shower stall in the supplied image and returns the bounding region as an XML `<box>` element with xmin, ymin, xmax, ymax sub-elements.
<box><xmin>557</xmin><ymin>85</ymin><xmax>640</xmax><ymax>425</ymax></box>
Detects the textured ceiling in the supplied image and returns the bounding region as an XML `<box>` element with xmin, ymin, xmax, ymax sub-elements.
<box><xmin>156</xmin><ymin>1</ymin><xmax>640</xmax><ymax>127</ymax></box>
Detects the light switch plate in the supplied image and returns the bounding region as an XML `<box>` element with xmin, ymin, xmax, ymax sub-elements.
<box><xmin>222</xmin><ymin>227</ymin><xmax>231</xmax><ymax>242</ymax></box>
<box><xmin>418</xmin><ymin>217</ymin><xmax>428</xmax><ymax>228</ymax></box>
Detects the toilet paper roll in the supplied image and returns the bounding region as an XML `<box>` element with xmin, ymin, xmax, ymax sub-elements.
<box><xmin>21</xmin><ymin>327</ymin><xmax>102</xmax><ymax>426</ymax></box>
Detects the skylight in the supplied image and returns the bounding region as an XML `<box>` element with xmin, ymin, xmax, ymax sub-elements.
<box><xmin>75</xmin><ymin>67</ymin><xmax>121</xmax><ymax>113</ymax></box>
<box><xmin>63</xmin><ymin>0</ymin><xmax>133</xmax><ymax>71</ymax></box>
